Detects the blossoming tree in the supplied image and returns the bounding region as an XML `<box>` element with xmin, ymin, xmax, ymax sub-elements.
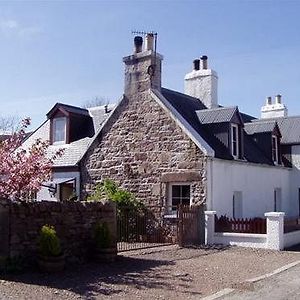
<box><xmin>0</xmin><ymin>118</ymin><xmax>63</xmax><ymax>200</ymax></box>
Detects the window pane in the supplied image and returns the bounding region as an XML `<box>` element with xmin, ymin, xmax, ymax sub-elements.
<box><xmin>181</xmin><ymin>198</ymin><xmax>190</xmax><ymax>206</ymax></box>
<box><xmin>181</xmin><ymin>186</ymin><xmax>190</xmax><ymax>198</ymax></box>
<box><xmin>232</xmin><ymin>126</ymin><xmax>237</xmax><ymax>141</ymax></box>
<box><xmin>171</xmin><ymin>185</ymin><xmax>191</xmax><ymax>207</ymax></box>
<box><xmin>172</xmin><ymin>185</ymin><xmax>181</xmax><ymax>197</ymax></box>
<box><xmin>53</xmin><ymin>118</ymin><xmax>66</xmax><ymax>142</ymax></box>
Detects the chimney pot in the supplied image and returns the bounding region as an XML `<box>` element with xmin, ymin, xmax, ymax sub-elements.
<box><xmin>193</xmin><ymin>59</ymin><xmax>200</xmax><ymax>71</ymax></box>
<box><xmin>134</xmin><ymin>36</ymin><xmax>143</xmax><ymax>53</ymax></box>
<box><xmin>275</xmin><ymin>94</ymin><xmax>282</xmax><ymax>104</ymax></box>
<box><xmin>145</xmin><ymin>33</ymin><xmax>154</xmax><ymax>51</ymax></box>
<box><xmin>266</xmin><ymin>96</ymin><xmax>272</xmax><ymax>105</ymax></box>
<box><xmin>200</xmin><ymin>55</ymin><xmax>208</xmax><ymax>69</ymax></box>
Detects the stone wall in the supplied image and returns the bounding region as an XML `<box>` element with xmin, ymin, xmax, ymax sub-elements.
<box><xmin>81</xmin><ymin>90</ymin><xmax>207</xmax><ymax>208</ymax></box>
<box><xmin>0</xmin><ymin>199</ymin><xmax>116</xmax><ymax>262</ymax></box>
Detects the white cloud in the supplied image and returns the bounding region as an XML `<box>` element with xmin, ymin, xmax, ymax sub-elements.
<box><xmin>0</xmin><ymin>18</ymin><xmax>41</xmax><ymax>38</ymax></box>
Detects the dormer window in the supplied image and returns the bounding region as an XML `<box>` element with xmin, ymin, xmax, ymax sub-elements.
<box><xmin>272</xmin><ymin>135</ymin><xmax>279</xmax><ymax>164</ymax></box>
<box><xmin>53</xmin><ymin>117</ymin><xmax>66</xmax><ymax>144</ymax></box>
<box><xmin>231</xmin><ymin>124</ymin><xmax>239</xmax><ymax>159</ymax></box>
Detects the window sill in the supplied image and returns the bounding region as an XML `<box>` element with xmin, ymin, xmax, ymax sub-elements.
<box><xmin>163</xmin><ymin>214</ymin><xmax>178</xmax><ymax>219</ymax></box>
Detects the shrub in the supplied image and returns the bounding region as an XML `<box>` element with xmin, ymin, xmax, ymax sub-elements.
<box><xmin>87</xmin><ymin>179</ymin><xmax>144</xmax><ymax>213</ymax></box>
<box><xmin>38</xmin><ymin>225</ymin><xmax>62</xmax><ymax>257</ymax></box>
<box><xmin>94</xmin><ymin>222</ymin><xmax>111</xmax><ymax>249</ymax></box>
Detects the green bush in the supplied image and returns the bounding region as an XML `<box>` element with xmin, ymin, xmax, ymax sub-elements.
<box><xmin>38</xmin><ymin>225</ymin><xmax>62</xmax><ymax>257</ymax></box>
<box><xmin>87</xmin><ymin>179</ymin><xmax>144</xmax><ymax>213</ymax></box>
<box><xmin>94</xmin><ymin>222</ymin><xmax>111</xmax><ymax>249</ymax></box>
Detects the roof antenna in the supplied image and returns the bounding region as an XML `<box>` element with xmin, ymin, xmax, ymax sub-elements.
<box><xmin>131</xmin><ymin>30</ymin><xmax>158</xmax><ymax>81</ymax></box>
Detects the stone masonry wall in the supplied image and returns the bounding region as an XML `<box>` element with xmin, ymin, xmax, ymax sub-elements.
<box><xmin>0</xmin><ymin>199</ymin><xmax>116</xmax><ymax>262</ymax></box>
<box><xmin>81</xmin><ymin>90</ymin><xmax>207</xmax><ymax>209</ymax></box>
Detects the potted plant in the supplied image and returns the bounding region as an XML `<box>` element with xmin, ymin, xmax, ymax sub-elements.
<box><xmin>93</xmin><ymin>222</ymin><xmax>116</xmax><ymax>262</ymax></box>
<box><xmin>37</xmin><ymin>225</ymin><xmax>65</xmax><ymax>272</ymax></box>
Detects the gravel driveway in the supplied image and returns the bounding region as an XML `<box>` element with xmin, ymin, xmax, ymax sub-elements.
<box><xmin>1</xmin><ymin>245</ymin><xmax>300</xmax><ymax>300</ymax></box>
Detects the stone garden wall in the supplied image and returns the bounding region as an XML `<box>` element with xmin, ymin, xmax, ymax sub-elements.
<box><xmin>0</xmin><ymin>199</ymin><xmax>116</xmax><ymax>262</ymax></box>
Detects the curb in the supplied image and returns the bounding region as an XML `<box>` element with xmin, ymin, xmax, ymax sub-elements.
<box><xmin>200</xmin><ymin>260</ymin><xmax>300</xmax><ymax>300</ymax></box>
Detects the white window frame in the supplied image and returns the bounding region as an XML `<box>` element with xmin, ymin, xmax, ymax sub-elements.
<box><xmin>52</xmin><ymin>117</ymin><xmax>67</xmax><ymax>145</ymax></box>
<box><xmin>272</xmin><ymin>135</ymin><xmax>279</xmax><ymax>164</ymax></box>
<box><xmin>231</xmin><ymin>124</ymin><xmax>239</xmax><ymax>159</ymax></box>
<box><xmin>168</xmin><ymin>182</ymin><xmax>192</xmax><ymax>212</ymax></box>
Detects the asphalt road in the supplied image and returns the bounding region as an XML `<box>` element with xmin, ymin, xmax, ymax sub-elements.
<box><xmin>219</xmin><ymin>262</ymin><xmax>300</xmax><ymax>300</ymax></box>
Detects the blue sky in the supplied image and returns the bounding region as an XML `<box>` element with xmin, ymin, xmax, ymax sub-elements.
<box><xmin>0</xmin><ymin>0</ymin><xmax>300</xmax><ymax>129</ymax></box>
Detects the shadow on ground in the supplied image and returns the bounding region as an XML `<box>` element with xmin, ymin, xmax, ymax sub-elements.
<box><xmin>1</xmin><ymin>256</ymin><xmax>175</xmax><ymax>299</ymax></box>
<box><xmin>0</xmin><ymin>245</ymin><xmax>231</xmax><ymax>299</ymax></box>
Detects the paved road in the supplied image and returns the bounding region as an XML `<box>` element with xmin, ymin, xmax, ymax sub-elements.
<box><xmin>219</xmin><ymin>263</ymin><xmax>300</xmax><ymax>300</ymax></box>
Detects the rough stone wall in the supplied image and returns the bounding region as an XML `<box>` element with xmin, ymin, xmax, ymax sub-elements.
<box><xmin>81</xmin><ymin>91</ymin><xmax>207</xmax><ymax>208</ymax></box>
<box><xmin>0</xmin><ymin>199</ymin><xmax>116</xmax><ymax>261</ymax></box>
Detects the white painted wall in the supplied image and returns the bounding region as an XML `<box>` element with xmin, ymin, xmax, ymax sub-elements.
<box><xmin>207</xmin><ymin>158</ymin><xmax>291</xmax><ymax>218</ymax></box>
<box><xmin>289</xmin><ymin>145</ymin><xmax>300</xmax><ymax>217</ymax></box>
<box><xmin>36</xmin><ymin>171</ymin><xmax>80</xmax><ymax>201</ymax></box>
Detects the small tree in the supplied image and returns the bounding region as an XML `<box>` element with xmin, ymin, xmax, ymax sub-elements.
<box><xmin>0</xmin><ymin>118</ymin><xmax>63</xmax><ymax>201</ymax></box>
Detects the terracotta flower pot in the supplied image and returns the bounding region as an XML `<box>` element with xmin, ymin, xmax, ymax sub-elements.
<box><xmin>38</xmin><ymin>254</ymin><xmax>65</xmax><ymax>273</ymax></box>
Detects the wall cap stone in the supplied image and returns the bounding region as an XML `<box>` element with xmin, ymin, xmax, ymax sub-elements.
<box><xmin>264</xmin><ymin>212</ymin><xmax>285</xmax><ymax>217</ymax></box>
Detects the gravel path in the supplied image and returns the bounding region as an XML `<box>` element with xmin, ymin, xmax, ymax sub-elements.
<box><xmin>1</xmin><ymin>245</ymin><xmax>300</xmax><ymax>300</ymax></box>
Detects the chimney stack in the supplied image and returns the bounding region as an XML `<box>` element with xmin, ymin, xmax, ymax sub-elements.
<box><xmin>123</xmin><ymin>35</ymin><xmax>163</xmax><ymax>96</ymax></box>
<box><xmin>184</xmin><ymin>55</ymin><xmax>218</xmax><ymax>109</ymax></box>
<box><xmin>261</xmin><ymin>94</ymin><xmax>288</xmax><ymax>119</ymax></box>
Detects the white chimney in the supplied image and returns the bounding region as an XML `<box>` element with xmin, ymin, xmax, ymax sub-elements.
<box><xmin>184</xmin><ymin>55</ymin><xmax>218</xmax><ymax>108</ymax></box>
<box><xmin>261</xmin><ymin>94</ymin><xmax>288</xmax><ymax>119</ymax></box>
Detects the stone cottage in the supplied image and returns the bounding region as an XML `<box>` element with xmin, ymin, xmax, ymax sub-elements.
<box><xmin>22</xmin><ymin>34</ymin><xmax>300</xmax><ymax>219</ymax></box>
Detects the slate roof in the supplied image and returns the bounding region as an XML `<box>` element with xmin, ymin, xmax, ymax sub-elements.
<box><xmin>160</xmin><ymin>88</ymin><xmax>273</xmax><ymax>165</ymax></box>
<box><xmin>196</xmin><ymin>107</ymin><xmax>238</xmax><ymax>124</ymax></box>
<box><xmin>22</xmin><ymin>104</ymin><xmax>115</xmax><ymax>167</ymax></box>
<box><xmin>252</xmin><ymin>116</ymin><xmax>300</xmax><ymax>145</ymax></box>
<box><xmin>244</xmin><ymin>120</ymin><xmax>278</xmax><ymax>135</ymax></box>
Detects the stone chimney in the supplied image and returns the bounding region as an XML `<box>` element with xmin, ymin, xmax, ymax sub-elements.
<box><xmin>184</xmin><ymin>55</ymin><xmax>218</xmax><ymax>108</ymax></box>
<box><xmin>261</xmin><ymin>94</ymin><xmax>288</xmax><ymax>119</ymax></box>
<box><xmin>123</xmin><ymin>34</ymin><xmax>163</xmax><ymax>97</ymax></box>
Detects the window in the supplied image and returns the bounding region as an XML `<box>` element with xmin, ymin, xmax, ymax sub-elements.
<box><xmin>231</xmin><ymin>124</ymin><xmax>239</xmax><ymax>159</ymax></box>
<box><xmin>53</xmin><ymin>117</ymin><xmax>66</xmax><ymax>144</ymax></box>
<box><xmin>274</xmin><ymin>188</ymin><xmax>282</xmax><ymax>212</ymax></box>
<box><xmin>233</xmin><ymin>191</ymin><xmax>243</xmax><ymax>219</ymax></box>
<box><xmin>272</xmin><ymin>135</ymin><xmax>279</xmax><ymax>164</ymax></box>
<box><xmin>169</xmin><ymin>184</ymin><xmax>191</xmax><ymax>210</ymax></box>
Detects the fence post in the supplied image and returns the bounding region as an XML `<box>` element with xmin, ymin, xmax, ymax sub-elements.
<box><xmin>177</xmin><ymin>205</ymin><xmax>184</xmax><ymax>247</ymax></box>
<box><xmin>205</xmin><ymin>211</ymin><xmax>216</xmax><ymax>245</ymax></box>
<box><xmin>264</xmin><ymin>212</ymin><xmax>285</xmax><ymax>250</ymax></box>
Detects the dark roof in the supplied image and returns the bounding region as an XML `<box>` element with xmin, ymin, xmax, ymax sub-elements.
<box><xmin>161</xmin><ymin>87</ymin><xmax>274</xmax><ymax>165</ymax></box>
<box><xmin>253</xmin><ymin>116</ymin><xmax>300</xmax><ymax>144</ymax></box>
<box><xmin>244</xmin><ymin>120</ymin><xmax>278</xmax><ymax>135</ymax></box>
<box><xmin>196</xmin><ymin>107</ymin><xmax>238</xmax><ymax>124</ymax></box>
<box><xmin>46</xmin><ymin>103</ymin><xmax>90</xmax><ymax>119</ymax></box>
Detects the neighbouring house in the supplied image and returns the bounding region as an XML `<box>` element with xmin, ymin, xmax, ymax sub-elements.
<box><xmin>22</xmin><ymin>34</ymin><xmax>300</xmax><ymax>219</ymax></box>
<box><xmin>22</xmin><ymin>103</ymin><xmax>115</xmax><ymax>201</ymax></box>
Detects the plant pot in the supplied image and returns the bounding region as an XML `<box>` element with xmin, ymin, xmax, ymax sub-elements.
<box><xmin>95</xmin><ymin>247</ymin><xmax>117</xmax><ymax>262</ymax></box>
<box><xmin>38</xmin><ymin>254</ymin><xmax>65</xmax><ymax>273</ymax></box>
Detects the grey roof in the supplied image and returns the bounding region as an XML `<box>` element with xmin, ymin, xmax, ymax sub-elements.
<box><xmin>252</xmin><ymin>116</ymin><xmax>300</xmax><ymax>144</ymax></box>
<box><xmin>196</xmin><ymin>107</ymin><xmax>238</xmax><ymax>124</ymax></box>
<box><xmin>22</xmin><ymin>104</ymin><xmax>115</xmax><ymax>167</ymax></box>
<box><xmin>160</xmin><ymin>88</ymin><xmax>273</xmax><ymax>165</ymax></box>
<box><xmin>244</xmin><ymin>120</ymin><xmax>278</xmax><ymax>135</ymax></box>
